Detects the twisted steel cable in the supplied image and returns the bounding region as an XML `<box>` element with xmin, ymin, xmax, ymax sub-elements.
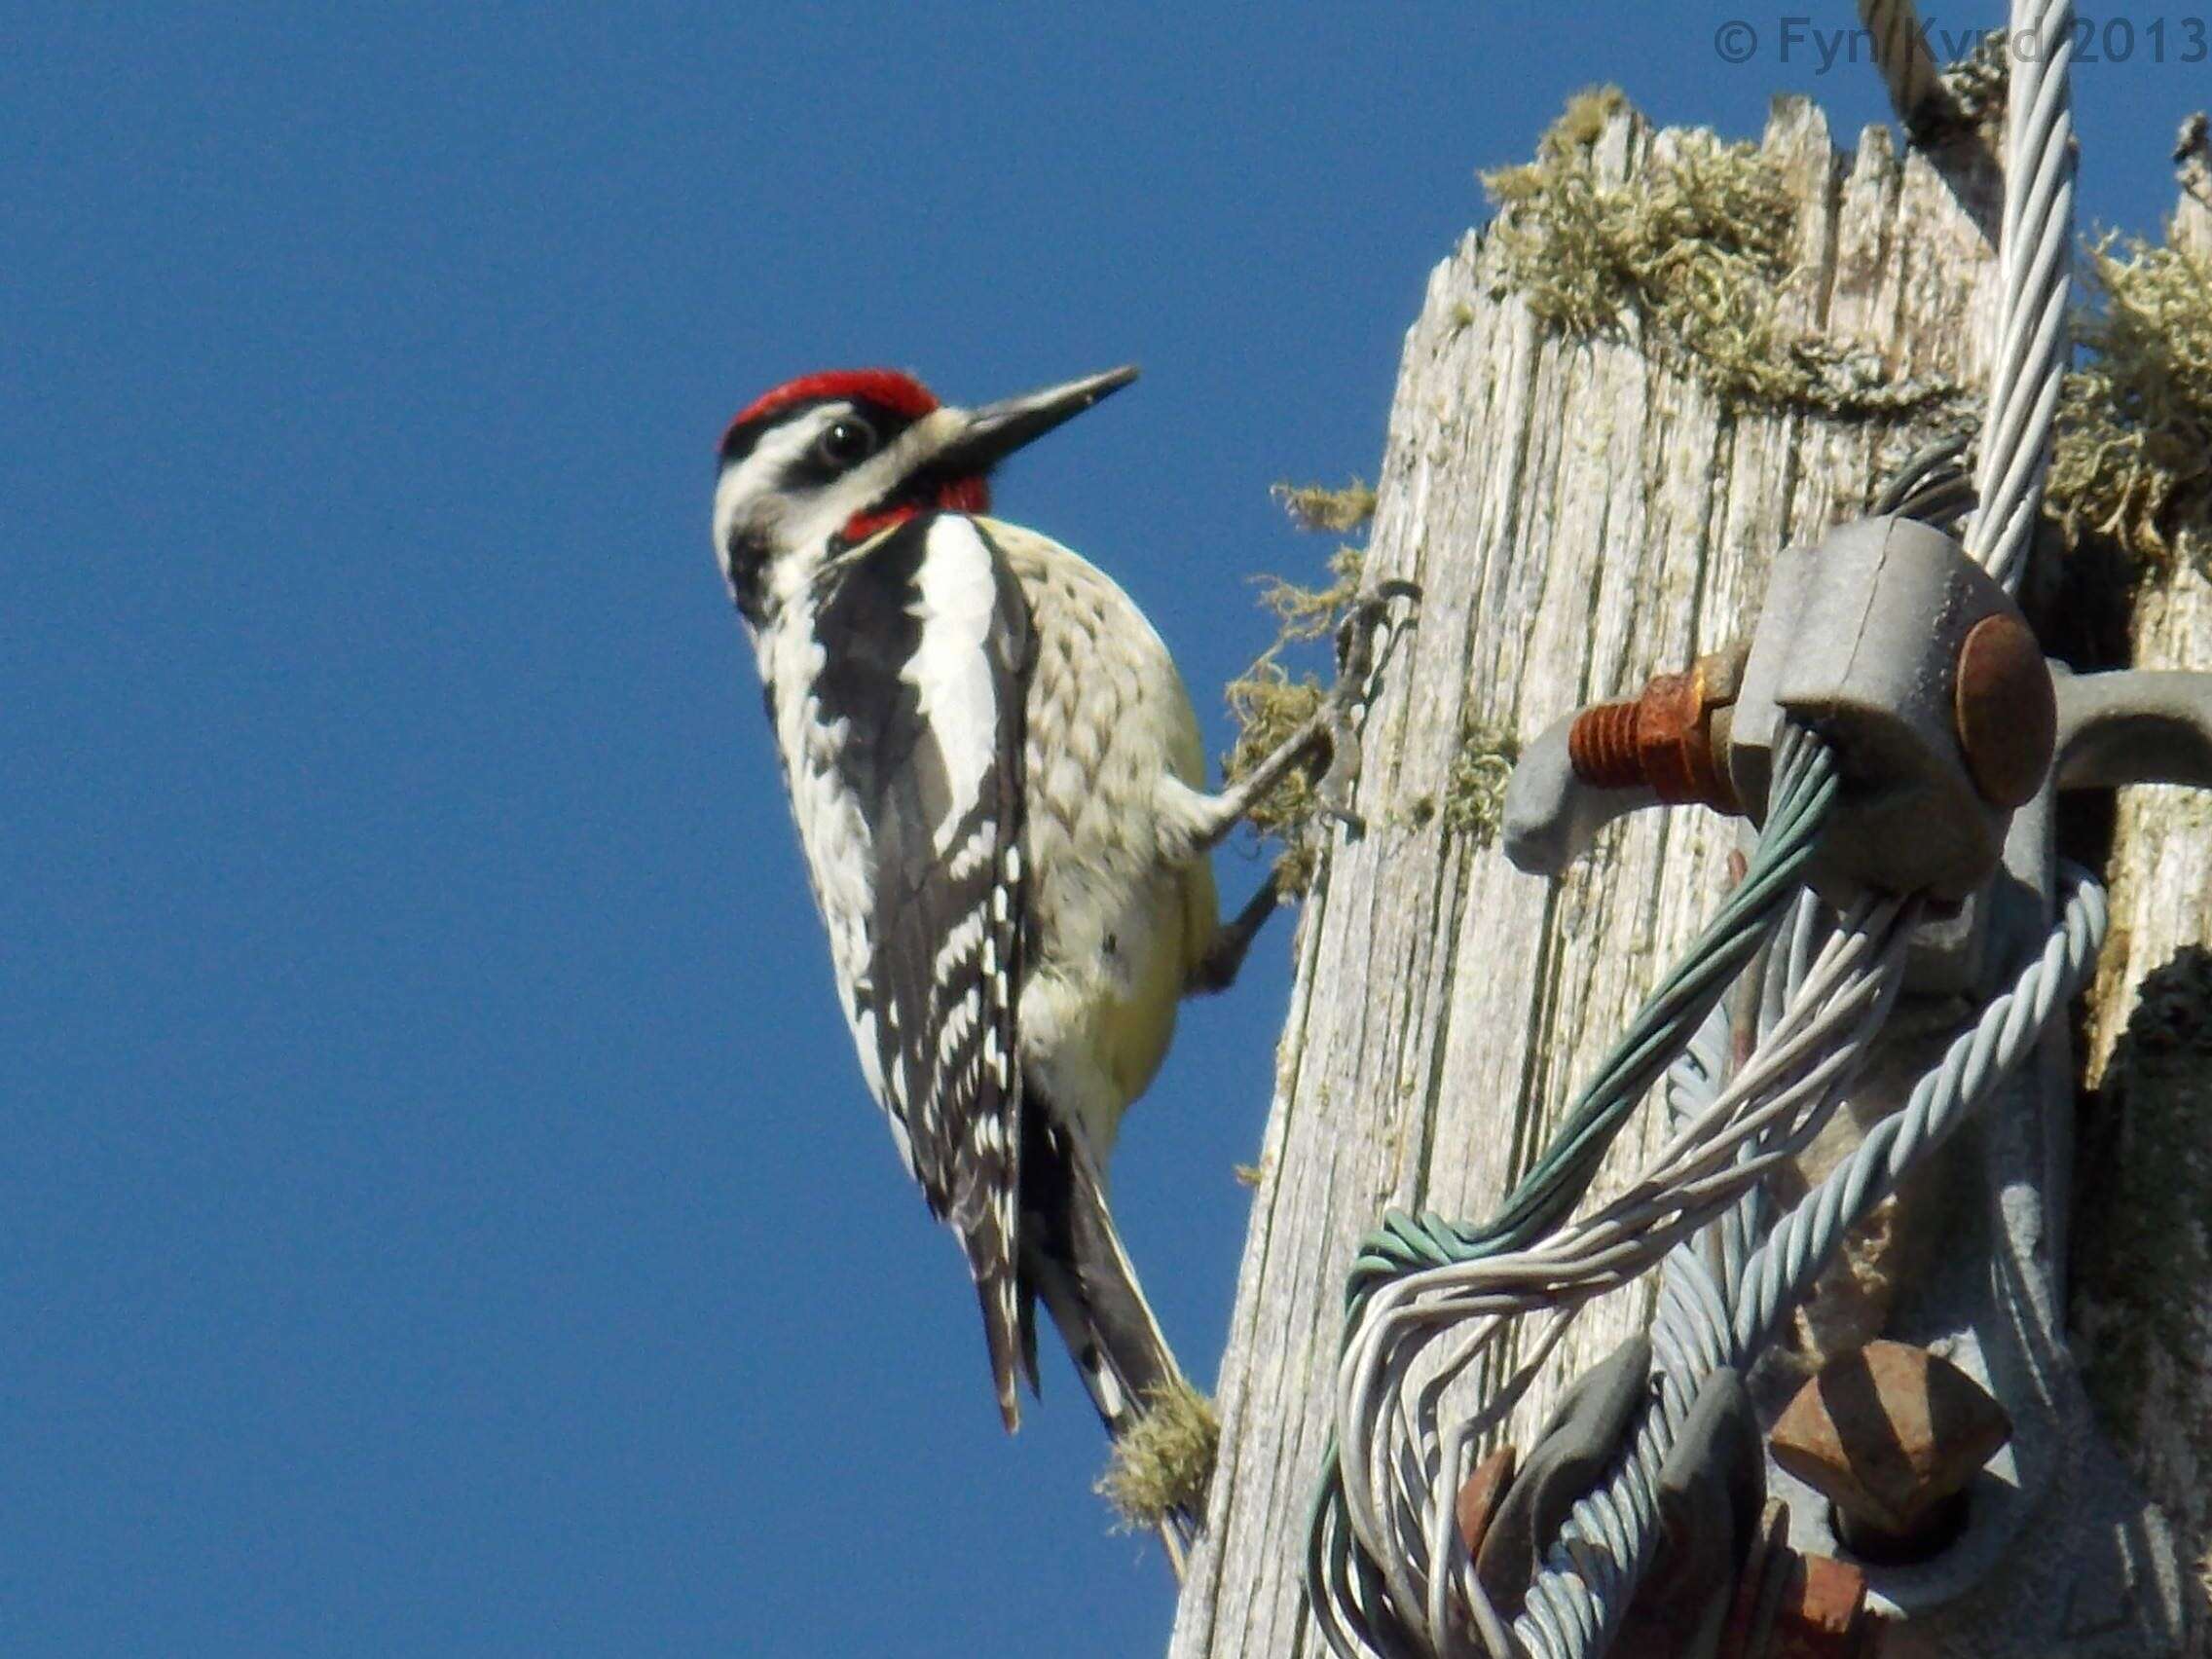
<box><xmin>1968</xmin><ymin>0</ymin><xmax>2078</xmax><ymax>592</ymax></box>
<box><xmin>1507</xmin><ymin>47</ymin><xmax>2094</xmax><ymax>1601</ymax></box>
<box><xmin>1731</xmin><ymin>867</ymin><xmax>2105</xmax><ymax>1355</ymax></box>
<box><xmin>1310</xmin><ymin>739</ymin><xmax>1902</xmax><ymax>1657</ymax></box>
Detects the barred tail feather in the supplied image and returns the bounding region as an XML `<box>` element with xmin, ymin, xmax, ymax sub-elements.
<box><xmin>974</xmin><ymin>1270</ymin><xmax>1028</xmax><ymax>1432</ymax></box>
<box><xmin>954</xmin><ymin>1161</ymin><xmax>1029</xmax><ymax>1433</ymax></box>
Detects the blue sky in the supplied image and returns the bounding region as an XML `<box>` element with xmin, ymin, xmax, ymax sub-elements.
<box><xmin>3</xmin><ymin>6</ymin><xmax>2190</xmax><ymax>1654</ymax></box>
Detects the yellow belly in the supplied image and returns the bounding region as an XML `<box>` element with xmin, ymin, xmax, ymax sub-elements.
<box><xmin>977</xmin><ymin>516</ymin><xmax>1224</xmax><ymax>1151</ymax></box>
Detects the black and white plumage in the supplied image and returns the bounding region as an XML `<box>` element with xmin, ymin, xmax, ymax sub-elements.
<box><xmin>784</xmin><ymin>510</ymin><xmax>1034</xmax><ymax>1416</ymax></box>
<box><xmin>713</xmin><ymin>365</ymin><xmax>1357</xmax><ymax>1469</ymax></box>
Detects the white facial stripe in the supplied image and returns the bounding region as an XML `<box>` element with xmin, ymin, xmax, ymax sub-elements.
<box><xmin>714</xmin><ymin>402</ymin><xmax>974</xmax><ymax>601</ymax></box>
<box><xmin>713</xmin><ymin>404</ymin><xmax>851</xmax><ymax>575</ymax></box>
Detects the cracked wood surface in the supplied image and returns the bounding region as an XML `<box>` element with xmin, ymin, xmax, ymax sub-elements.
<box><xmin>1169</xmin><ymin>97</ymin><xmax>2017</xmax><ymax>1658</ymax></box>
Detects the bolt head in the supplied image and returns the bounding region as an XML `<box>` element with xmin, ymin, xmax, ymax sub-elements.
<box><xmin>1771</xmin><ymin>1554</ymin><xmax>1883</xmax><ymax>1659</ymax></box>
<box><xmin>1954</xmin><ymin>612</ymin><xmax>2055</xmax><ymax>809</ymax></box>
<box><xmin>1770</xmin><ymin>1341</ymin><xmax>2012</xmax><ymax>1543</ymax></box>
<box><xmin>1637</xmin><ymin>668</ymin><xmax>1740</xmax><ymax>811</ymax></box>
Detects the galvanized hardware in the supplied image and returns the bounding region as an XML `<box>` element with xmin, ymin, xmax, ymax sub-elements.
<box><xmin>1506</xmin><ymin>659</ymin><xmax>2212</xmax><ymax>883</ymax></box>
<box><xmin>1455</xmin><ymin>1345</ymin><xmax>1766</xmax><ymax>1651</ymax></box>
<box><xmin>1727</xmin><ymin>516</ymin><xmax>2052</xmax><ymax>902</ymax></box>
<box><xmin>1502</xmin><ymin>712</ymin><xmax>1658</xmax><ymax>876</ymax></box>
<box><xmin>1768</xmin><ymin>1341</ymin><xmax>2011</xmax><ymax>1563</ymax></box>
<box><xmin>1615</xmin><ymin>1368</ymin><xmax>1767</xmax><ymax>1659</ymax></box>
<box><xmin>1506</xmin><ymin>517</ymin><xmax>2058</xmax><ymax>895</ymax></box>
<box><xmin>1472</xmin><ymin>1337</ymin><xmax>1652</xmax><ymax>1604</ymax></box>
<box><xmin>2051</xmin><ymin>664</ymin><xmax>2212</xmax><ymax>792</ymax></box>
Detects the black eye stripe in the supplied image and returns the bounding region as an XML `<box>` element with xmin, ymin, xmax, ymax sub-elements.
<box><xmin>719</xmin><ymin>396</ymin><xmax>921</xmax><ymax>468</ymax></box>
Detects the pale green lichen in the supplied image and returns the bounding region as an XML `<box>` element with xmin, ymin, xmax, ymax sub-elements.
<box><xmin>1273</xmin><ymin>478</ymin><xmax>1380</xmax><ymax>535</ymax></box>
<box><xmin>1481</xmin><ymin>89</ymin><xmax>1962</xmax><ymax>419</ymax></box>
<box><xmin>1936</xmin><ymin>28</ymin><xmax>2009</xmax><ymax>141</ymax></box>
<box><xmin>1442</xmin><ymin>720</ymin><xmax>1522</xmax><ymax>846</ymax></box>
<box><xmin>1222</xmin><ymin>546</ymin><xmax>1366</xmax><ymax>895</ymax></box>
<box><xmin>1095</xmin><ymin>1380</ymin><xmax>1220</xmax><ymax>1533</ymax></box>
<box><xmin>1545</xmin><ymin>83</ymin><xmax>1633</xmax><ymax>154</ymax></box>
<box><xmin>2046</xmin><ymin>232</ymin><xmax>2212</xmax><ymax>576</ymax></box>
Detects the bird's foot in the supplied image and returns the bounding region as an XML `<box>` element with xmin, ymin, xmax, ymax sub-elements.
<box><xmin>1315</xmin><ymin>579</ymin><xmax>1421</xmax><ymax>828</ymax></box>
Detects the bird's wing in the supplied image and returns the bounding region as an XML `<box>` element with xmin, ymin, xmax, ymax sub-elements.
<box><xmin>805</xmin><ymin>512</ymin><xmax>1033</xmax><ymax>1425</ymax></box>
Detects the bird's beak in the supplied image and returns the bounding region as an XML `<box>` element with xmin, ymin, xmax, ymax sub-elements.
<box><xmin>933</xmin><ymin>365</ymin><xmax>1139</xmax><ymax>475</ymax></box>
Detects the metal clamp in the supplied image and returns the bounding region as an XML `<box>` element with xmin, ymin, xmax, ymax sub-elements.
<box><xmin>1726</xmin><ymin>516</ymin><xmax>2051</xmax><ymax>902</ymax></box>
<box><xmin>1502</xmin><ymin>516</ymin><xmax>2212</xmax><ymax>901</ymax></box>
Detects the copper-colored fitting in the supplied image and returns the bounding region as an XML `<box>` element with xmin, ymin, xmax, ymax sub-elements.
<box><xmin>1455</xmin><ymin>1444</ymin><xmax>1517</xmax><ymax>1560</ymax></box>
<box><xmin>1567</xmin><ymin>701</ymin><xmax>1643</xmax><ymax>789</ymax></box>
<box><xmin>1954</xmin><ymin>611</ymin><xmax>2055</xmax><ymax>809</ymax></box>
<box><xmin>1719</xmin><ymin>1505</ymin><xmax>1886</xmax><ymax>1659</ymax></box>
<box><xmin>1567</xmin><ymin>644</ymin><xmax>1747</xmax><ymax>813</ymax></box>
<box><xmin>1639</xmin><ymin>667</ymin><xmax>1730</xmax><ymax>807</ymax></box>
<box><xmin>1773</xmin><ymin>1553</ymin><xmax>1884</xmax><ymax>1658</ymax></box>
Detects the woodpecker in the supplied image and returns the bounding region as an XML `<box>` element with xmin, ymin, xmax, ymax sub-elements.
<box><xmin>711</xmin><ymin>364</ymin><xmax>1405</xmax><ymax>1480</ymax></box>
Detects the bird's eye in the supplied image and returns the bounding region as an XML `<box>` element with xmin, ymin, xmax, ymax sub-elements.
<box><xmin>817</xmin><ymin>417</ymin><xmax>878</xmax><ymax>466</ymax></box>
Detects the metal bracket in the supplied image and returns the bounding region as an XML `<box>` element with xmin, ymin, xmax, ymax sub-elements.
<box><xmin>1507</xmin><ymin>519</ymin><xmax>2212</xmax><ymax>901</ymax></box>
<box><xmin>1768</xmin><ymin>790</ymin><xmax>2186</xmax><ymax>1653</ymax></box>
<box><xmin>2053</xmin><ymin>663</ymin><xmax>2212</xmax><ymax>791</ymax></box>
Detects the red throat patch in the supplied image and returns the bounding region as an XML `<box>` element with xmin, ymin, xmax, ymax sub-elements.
<box><xmin>843</xmin><ymin>474</ymin><xmax>991</xmax><ymax>544</ymax></box>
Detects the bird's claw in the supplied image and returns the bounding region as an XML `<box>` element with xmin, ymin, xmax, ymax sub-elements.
<box><xmin>1317</xmin><ymin>717</ymin><xmax>1365</xmax><ymax>833</ymax></box>
<box><xmin>1333</xmin><ymin>579</ymin><xmax>1422</xmax><ymax>683</ymax></box>
<box><xmin>1315</xmin><ymin>580</ymin><xmax>1421</xmax><ymax>830</ymax></box>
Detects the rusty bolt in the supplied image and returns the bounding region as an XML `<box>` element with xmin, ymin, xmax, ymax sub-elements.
<box><xmin>1769</xmin><ymin>1340</ymin><xmax>2011</xmax><ymax>1563</ymax></box>
<box><xmin>1455</xmin><ymin>1444</ymin><xmax>1517</xmax><ymax>1560</ymax></box>
<box><xmin>1568</xmin><ymin>699</ymin><xmax>1644</xmax><ymax>789</ymax></box>
<box><xmin>1639</xmin><ymin>670</ymin><xmax>1716</xmax><ymax>803</ymax></box>
<box><xmin>1769</xmin><ymin>1553</ymin><xmax>1884</xmax><ymax>1659</ymax></box>
<box><xmin>1718</xmin><ymin>1505</ymin><xmax>1885</xmax><ymax>1659</ymax></box>
<box><xmin>1567</xmin><ymin>644</ymin><xmax>1747</xmax><ymax>812</ymax></box>
<box><xmin>1954</xmin><ymin>611</ymin><xmax>2056</xmax><ymax>809</ymax></box>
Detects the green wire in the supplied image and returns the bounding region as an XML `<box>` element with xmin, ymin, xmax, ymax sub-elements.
<box><xmin>1344</xmin><ymin>737</ymin><xmax>1837</xmax><ymax>1308</ymax></box>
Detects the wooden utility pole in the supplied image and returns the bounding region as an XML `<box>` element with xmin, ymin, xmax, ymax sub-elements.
<box><xmin>1170</xmin><ymin>94</ymin><xmax>2209</xmax><ymax>1657</ymax></box>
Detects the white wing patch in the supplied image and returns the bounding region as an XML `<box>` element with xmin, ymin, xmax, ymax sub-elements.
<box><xmin>901</xmin><ymin>518</ymin><xmax>1003</xmax><ymax>858</ymax></box>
